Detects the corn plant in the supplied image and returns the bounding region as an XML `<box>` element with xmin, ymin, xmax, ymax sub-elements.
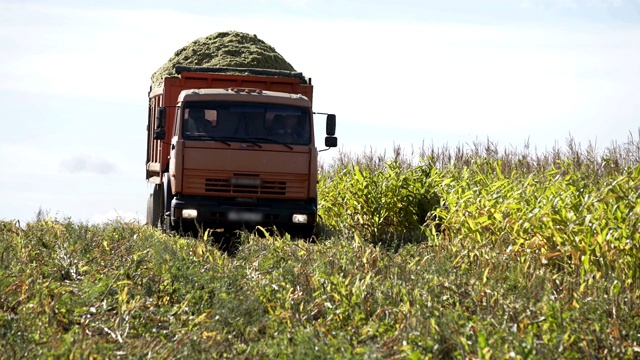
<box><xmin>319</xmin><ymin>158</ymin><xmax>440</xmax><ymax>244</ymax></box>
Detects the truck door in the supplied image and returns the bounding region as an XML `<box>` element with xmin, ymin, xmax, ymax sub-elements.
<box><xmin>168</xmin><ymin>107</ymin><xmax>182</xmax><ymax>195</ymax></box>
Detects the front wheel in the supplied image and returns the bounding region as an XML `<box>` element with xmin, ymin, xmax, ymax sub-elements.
<box><xmin>161</xmin><ymin>174</ymin><xmax>177</xmax><ymax>233</ymax></box>
<box><xmin>147</xmin><ymin>184</ymin><xmax>163</xmax><ymax>228</ymax></box>
<box><xmin>146</xmin><ymin>194</ymin><xmax>154</xmax><ymax>226</ymax></box>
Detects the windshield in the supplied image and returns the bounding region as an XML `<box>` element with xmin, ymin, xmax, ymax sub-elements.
<box><xmin>182</xmin><ymin>102</ymin><xmax>311</xmax><ymax>146</ymax></box>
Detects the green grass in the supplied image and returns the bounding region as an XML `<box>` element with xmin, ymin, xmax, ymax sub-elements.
<box><xmin>1</xmin><ymin>134</ymin><xmax>640</xmax><ymax>358</ymax></box>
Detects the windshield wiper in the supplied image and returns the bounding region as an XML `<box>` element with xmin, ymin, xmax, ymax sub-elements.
<box><xmin>185</xmin><ymin>134</ymin><xmax>231</xmax><ymax>147</ymax></box>
<box><xmin>186</xmin><ymin>135</ymin><xmax>294</xmax><ymax>150</ymax></box>
<box><xmin>206</xmin><ymin>136</ymin><xmax>266</xmax><ymax>148</ymax></box>
<box><xmin>246</xmin><ymin>137</ymin><xmax>293</xmax><ymax>150</ymax></box>
<box><xmin>209</xmin><ymin>136</ymin><xmax>264</xmax><ymax>148</ymax></box>
<box><xmin>240</xmin><ymin>140</ymin><xmax>263</xmax><ymax>148</ymax></box>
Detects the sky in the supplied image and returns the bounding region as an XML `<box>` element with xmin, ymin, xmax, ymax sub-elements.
<box><xmin>0</xmin><ymin>0</ymin><xmax>638</xmax><ymax>224</ymax></box>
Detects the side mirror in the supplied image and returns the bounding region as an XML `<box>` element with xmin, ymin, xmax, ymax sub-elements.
<box><xmin>326</xmin><ymin>114</ymin><xmax>336</xmax><ymax>136</ymax></box>
<box><xmin>153</xmin><ymin>128</ymin><xmax>166</xmax><ymax>141</ymax></box>
<box><xmin>156</xmin><ymin>107</ymin><xmax>166</xmax><ymax>129</ymax></box>
<box><xmin>325</xmin><ymin>136</ymin><xmax>338</xmax><ymax>148</ymax></box>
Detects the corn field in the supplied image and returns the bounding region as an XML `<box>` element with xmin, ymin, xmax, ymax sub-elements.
<box><xmin>1</xmin><ymin>132</ymin><xmax>639</xmax><ymax>358</ymax></box>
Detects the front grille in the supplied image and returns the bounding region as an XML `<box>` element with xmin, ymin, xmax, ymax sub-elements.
<box><xmin>204</xmin><ymin>178</ymin><xmax>287</xmax><ymax>196</ymax></box>
<box><xmin>183</xmin><ymin>170</ymin><xmax>308</xmax><ymax>199</ymax></box>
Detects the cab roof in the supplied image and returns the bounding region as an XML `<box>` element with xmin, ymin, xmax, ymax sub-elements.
<box><xmin>178</xmin><ymin>88</ymin><xmax>311</xmax><ymax>107</ymax></box>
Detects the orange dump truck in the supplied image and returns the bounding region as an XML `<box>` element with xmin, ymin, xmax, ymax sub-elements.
<box><xmin>146</xmin><ymin>66</ymin><xmax>337</xmax><ymax>237</ymax></box>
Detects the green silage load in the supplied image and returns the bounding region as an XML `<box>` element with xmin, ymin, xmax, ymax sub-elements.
<box><xmin>151</xmin><ymin>31</ymin><xmax>296</xmax><ymax>88</ymax></box>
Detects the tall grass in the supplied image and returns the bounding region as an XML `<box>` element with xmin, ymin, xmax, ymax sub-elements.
<box><xmin>315</xmin><ymin>132</ymin><xmax>640</xmax><ymax>357</ymax></box>
<box><xmin>1</xmin><ymin>131</ymin><xmax>639</xmax><ymax>358</ymax></box>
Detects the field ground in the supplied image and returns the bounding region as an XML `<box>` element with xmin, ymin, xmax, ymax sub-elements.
<box><xmin>1</xmin><ymin>136</ymin><xmax>639</xmax><ymax>358</ymax></box>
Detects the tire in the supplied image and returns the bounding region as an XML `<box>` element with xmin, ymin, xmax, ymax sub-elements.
<box><xmin>151</xmin><ymin>184</ymin><xmax>163</xmax><ymax>229</ymax></box>
<box><xmin>162</xmin><ymin>173</ymin><xmax>175</xmax><ymax>232</ymax></box>
<box><xmin>146</xmin><ymin>194</ymin><xmax>154</xmax><ymax>225</ymax></box>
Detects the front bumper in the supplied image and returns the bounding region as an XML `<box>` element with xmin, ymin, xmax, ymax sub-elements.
<box><xmin>170</xmin><ymin>195</ymin><xmax>317</xmax><ymax>234</ymax></box>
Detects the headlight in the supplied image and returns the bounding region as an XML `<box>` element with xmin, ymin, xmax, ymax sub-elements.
<box><xmin>292</xmin><ymin>214</ymin><xmax>308</xmax><ymax>224</ymax></box>
<box><xmin>182</xmin><ymin>209</ymin><xmax>198</xmax><ymax>219</ymax></box>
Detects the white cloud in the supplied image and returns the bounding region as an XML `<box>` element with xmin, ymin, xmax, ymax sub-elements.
<box><xmin>520</xmin><ymin>0</ymin><xmax>636</xmax><ymax>8</ymax></box>
<box><xmin>2</xmin><ymin>4</ymin><xmax>637</xmax><ymax>134</ymax></box>
<box><xmin>3</xmin><ymin>4</ymin><xmax>636</xmax><ymax>147</ymax></box>
<box><xmin>2</xmin><ymin>143</ymin><xmax>60</xmax><ymax>176</ymax></box>
<box><xmin>59</xmin><ymin>155</ymin><xmax>119</xmax><ymax>175</ymax></box>
<box><xmin>0</xmin><ymin>3</ymin><xmax>204</xmax><ymax>100</ymax></box>
<box><xmin>586</xmin><ymin>0</ymin><xmax>624</xmax><ymax>6</ymax></box>
<box><xmin>555</xmin><ymin>0</ymin><xmax>578</xmax><ymax>8</ymax></box>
